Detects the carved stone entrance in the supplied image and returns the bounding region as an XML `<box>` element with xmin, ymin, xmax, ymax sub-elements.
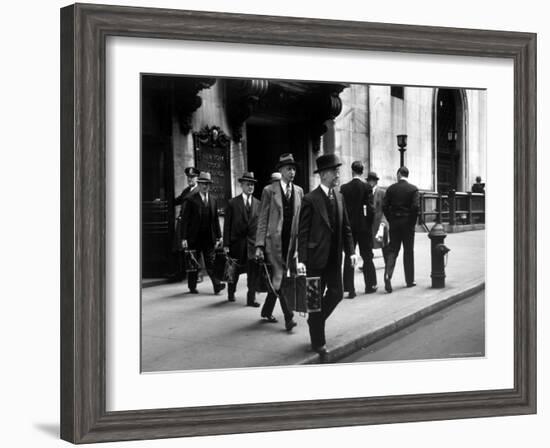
<box><xmin>226</xmin><ymin>79</ymin><xmax>347</xmax><ymax>194</ymax></box>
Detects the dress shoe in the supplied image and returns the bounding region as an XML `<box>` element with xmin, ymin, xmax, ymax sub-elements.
<box><xmin>346</xmin><ymin>291</ymin><xmax>356</xmax><ymax>299</ymax></box>
<box><xmin>188</xmin><ymin>288</ymin><xmax>199</xmax><ymax>294</ymax></box>
<box><xmin>228</xmin><ymin>295</ymin><xmax>236</xmax><ymax>302</ymax></box>
<box><xmin>406</xmin><ymin>282</ymin><xmax>417</xmax><ymax>288</ymax></box>
<box><xmin>311</xmin><ymin>344</ymin><xmax>329</xmax><ymax>359</ymax></box>
<box><xmin>214</xmin><ymin>283</ymin><xmax>226</xmax><ymax>294</ymax></box>
<box><xmin>365</xmin><ymin>286</ymin><xmax>378</xmax><ymax>294</ymax></box>
<box><xmin>384</xmin><ymin>277</ymin><xmax>392</xmax><ymax>293</ymax></box>
<box><xmin>247</xmin><ymin>302</ymin><xmax>260</xmax><ymax>307</ymax></box>
<box><xmin>261</xmin><ymin>314</ymin><xmax>278</xmax><ymax>323</ymax></box>
<box><xmin>285</xmin><ymin>318</ymin><xmax>297</xmax><ymax>331</ymax></box>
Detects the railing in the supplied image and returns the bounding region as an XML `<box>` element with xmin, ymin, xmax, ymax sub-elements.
<box><xmin>419</xmin><ymin>191</ymin><xmax>485</xmax><ymax>227</ymax></box>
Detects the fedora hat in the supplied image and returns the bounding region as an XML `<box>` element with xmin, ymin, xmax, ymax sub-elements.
<box><xmin>275</xmin><ymin>153</ymin><xmax>298</xmax><ymax>170</ymax></box>
<box><xmin>314</xmin><ymin>154</ymin><xmax>342</xmax><ymax>174</ymax></box>
<box><xmin>238</xmin><ymin>171</ymin><xmax>257</xmax><ymax>183</ymax></box>
<box><xmin>366</xmin><ymin>171</ymin><xmax>379</xmax><ymax>181</ymax></box>
<box><xmin>270</xmin><ymin>172</ymin><xmax>282</xmax><ymax>183</ymax></box>
<box><xmin>184</xmin><ymin>166</ymin><xmax>200</xmax><ymax>177</ymax></box>
<box><xmin>196</xmin><ymin>172</ymin><xmax>213</xmax><ymax>183</ymax></box>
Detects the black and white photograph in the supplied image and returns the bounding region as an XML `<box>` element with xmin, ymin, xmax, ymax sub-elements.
<box><xmin>141</xmin><ymin>74</ymin><xmax>486</xmax><ymax>371</ymax></box>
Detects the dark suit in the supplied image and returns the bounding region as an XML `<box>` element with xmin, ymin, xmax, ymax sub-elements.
<box><xmin>382</xmin><ymin>179</ymin><xmax>419</xmax><ymax>285</ymax></box>
<box><xmin>223</xmin><ymin>194</ymin><xmax>260</xmax><ymax>304</ymax></box>
<box><xmin>181</xmin><ymin>190</ymin><xmax>222</xmax><ymax>291</ymax></box>
<box><xmin>340</xmin><ymin>178</ymin><xmax>376</xmax><ymax>292</ymax></box>
<box><xmin>298</xmin><ymin>186</ymin><xmax>354</xmax><ymax>348</ymax></box>
<box><xmin>171</xmin><ymin>185</ymin><xmax>198</xmax><ymax>280</ymax></box>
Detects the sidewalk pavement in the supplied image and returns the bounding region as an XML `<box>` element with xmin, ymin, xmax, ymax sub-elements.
<box><xmin>142</xmin><ymin>230</ymin><xmax>485</xmax><ymax>371</ymax></box>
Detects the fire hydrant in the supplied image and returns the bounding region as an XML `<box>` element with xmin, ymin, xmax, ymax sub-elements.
<box><xmin>428</xmin><ymin>223</ymin><xmax>451</xmax><ymax>288</ymax></box>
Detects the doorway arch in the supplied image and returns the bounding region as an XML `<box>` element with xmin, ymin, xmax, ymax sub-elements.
<box><xmin>434</xmin><ymin>88</ymin><xmax>468</xmax><ymax>192</ymax></box>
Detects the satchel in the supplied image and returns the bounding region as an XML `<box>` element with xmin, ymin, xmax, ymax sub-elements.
<box><xmin>223</xmin><ymin>257</ymin><xmax>239</xmax><ymax>283</ymax></box>
<box><xmin>183</xmin><ymin>250</ymin><xmax>202</xmax><ymax>273</ymax></box>
<box><xmin>255</xmin><ymin>261</ymin><xmax>273</xmax><ymax>293</ymax></box>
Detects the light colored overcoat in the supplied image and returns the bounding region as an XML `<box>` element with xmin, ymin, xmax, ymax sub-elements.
<box><xmin>372</xmin><ymin>186</ymin><xmax>389</xmax><ymax>249</ymax></box>
<box><xmin>255</xmin><ymin>182</ymin><xmax>303</xmax><ymax>290</ymax></box>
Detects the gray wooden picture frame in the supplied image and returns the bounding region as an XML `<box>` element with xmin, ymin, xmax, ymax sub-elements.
<box><xmin>60</xmin><ymin>3</ymin><xmax>536</xmax><ymax>444</ymax></box>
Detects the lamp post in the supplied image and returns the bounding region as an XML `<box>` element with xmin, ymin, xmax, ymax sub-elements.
<box><xmin>397</xmin><ymin>134</ymin><xmax>407</xmax><ymax>168</ymax></box>
<box><xmin>447</xmin><ymin>129</ymin><xmax>458</xmax><ymax>190</ymax></box>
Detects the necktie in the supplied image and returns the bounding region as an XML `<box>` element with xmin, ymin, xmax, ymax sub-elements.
<box><xmin>285</xmin><ymin>183</ymin><xmax>292</xmax><ymax>200</ymax></box>
<box><xmin>245</xmin><ymin>196</ymin><xmax>251</xmax><ymax>214</ymax></box>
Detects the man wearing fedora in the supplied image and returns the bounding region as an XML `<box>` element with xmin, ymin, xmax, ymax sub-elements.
<box><xmin>181</xmin><ymin>171</ymin><xmax>225</xmax><ymax>295</ymax></box>
<box><xmin>366</xmin><ymin>171</ymin><xmax>390</xmax><ymax>265</ymax></box>
<box><xmin>172</xmin><ymin>167</ymin><xmax>200</xmax><ymax>281</ymax></box>
<box><xmin>340</xmin><ymin>161</ymin><xmax>376</xmax><ymax>298</ymax></box>
<box><xmin>223</xmin><ymin>172</ymin><xmax>261</xmax><ymax>306</ymax></box>
<box><xmin>255</xmin><ymin>153</ymin><xmax>302</xmax><ymax>331</ymax></box>
<box><xmin>298</xmin><ymin>154</ymin><xmax>356</xmax><ymax>358</ymax></box>
<box><xmin>382</xmin><ymin>166</ymin><xmax>420</xmax><ymax>293</ymax></box>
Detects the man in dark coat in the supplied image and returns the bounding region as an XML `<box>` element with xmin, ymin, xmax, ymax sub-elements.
<box><xmin>171</xmin><ymin>167</ymin><xmax>200</xmax><ymax>281</ymax></box>
<box><xmin>181</xmin><ymin>172</ymin><xmax>225</xmax><ymax>295</ymax></box>
<box><xmin>298</xmin><ymin>154</ymin><xmax>356</xmax><ymax>359</ymax></box>
<box><xmin>340</xmin><ymin>161</ymin><xmax>376</xmax><ymax>297</ymax></box>
<box><xmin>382</xmin><ymin>166</ymin><xmax>420</xmax><ymax>293</ymax></box>
<box><xmin>223</xmin><ymin>172</ymin><xmax>261</xmax><ymax>307</ymax></box>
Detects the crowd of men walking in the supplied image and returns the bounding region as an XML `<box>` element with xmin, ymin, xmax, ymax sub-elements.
<box><xmin>172</xmin><ymin>153</ymin><xmax>419</xmax><ymax>360</ymax></box>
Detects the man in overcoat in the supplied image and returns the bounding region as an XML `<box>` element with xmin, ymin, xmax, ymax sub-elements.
<box><xmin>298</xmin><ymin>154</ymin><xmax>356</xmax><ymax>359</ymax></box>
<box><xmin>340</xmin><ymin>161</ymin><xmax>376</xmax><ymax>297</ymax></box>
<box><xmin>181</xmin><ymin>172</ymin><xmax>225</xmax><ymax>295</ymax></box>
<box><xmin>255</xmin><ymin>153</ymin><xmax>303</xmax><ymax>331</ymax></box>
<box><xmin>382</xmin><ymin>166</ymin><xmax>420</xmax><ymax>293</ymax></box>
<box><xmin>171</xmin><ymin>167</ymin><xmax>200</xmax><ymax>281</ymax></box>
<box><xmin>366</xmin><ymin>171</ymin><xmax>390</xmax><ymax>264</ymax></box>
<box><xmin>223</xmin><ymin>172</ymin><xmax>261</xmax><ymax>307</ymax></box>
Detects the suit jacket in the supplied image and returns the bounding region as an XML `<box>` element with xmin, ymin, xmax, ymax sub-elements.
<box><xmin>372</xmin><ymin>186</ymin><xmax>389</xmax><ymax>249</ymax></box>
<box><xmin>173</xmin><ymin>185</ymin><xmax>198</xmax><ymax>251</ymax></box>
<box><xmin>174</xmin><ymin>185</ymin><xmax>197</xmax><ymax>206</ymax></box>
<box><xmin>298</xmin><ymin>186</ymin><xmax>354</xmax><ymax>272</ymax></box>
<box><xmin>339</xmin><ymin>178</ymin><xmax>374</xmax><ymax>236</ymax></box>
<box><xmin>223</xmin><ymin>194</ymin><xmax>260</xmax><ymax>263</ymax></box>
<box><xmin>181</xmin><ymin>191</ymin><xmax>221</xmax><ymax>247</ymax></box>
<box><xmin>255</xmin><ymin>182</ymin><xmax>303</xmax><ymax>290</ymax></box>
<box><xmin>382</xmin><ymin>179</ymin><xmax>420</xmax><ymax>225</ymax></box>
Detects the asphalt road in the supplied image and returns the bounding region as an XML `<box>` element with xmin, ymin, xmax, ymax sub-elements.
<box><xmin>337</xmin><ymin>289</ymin><xmax>485</xmax><ymax>363</ymax></box>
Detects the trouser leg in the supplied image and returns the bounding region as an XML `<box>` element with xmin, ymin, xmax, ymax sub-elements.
<box><xmin>307</xmin><ymin>265</ymin><xmax>341</xmax><ymax>347</ymax></box>
<box><xmin>201</xmin><ymin>246</ymin><xmax>221</xmax><ymax>289</ymax></box>
<box><xmin>385</xmin><ymin>222</ymin><xmax>403</xmax><ymax>280</ymax></box>
<box><xmin>357</xmin><ymin>232</ymin><xmax>376</xmax><ymax>288</ymax></box>
<box><xmin>228</xmin><ymin>271</ymin><xmax>239</xmax><ymax>298</ymax></box>
<box><xmin>246</xmin><ymin>260</ymin><xmax>257</xmax><ymax>304</ymax></box>
<box><xmin>261</xmin><ymin>291</ymin><xmax>277</xmax><ymax>316</ymax></box>
<box><xmin>402</xmin><ymin>226</ymin><xmax>416</xmax><ymax>284</ymax></box>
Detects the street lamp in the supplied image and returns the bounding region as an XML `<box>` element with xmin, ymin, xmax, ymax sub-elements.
<box><xmin>397</xmin><ymin>134</ymin><xmax>407</xmax><ymax>168</ymax></box>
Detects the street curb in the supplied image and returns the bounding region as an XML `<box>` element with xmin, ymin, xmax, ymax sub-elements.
<box><xmin>299</xmin><ymin>281</ymin><xmax>485</xmax><ymax>365</ymax></box>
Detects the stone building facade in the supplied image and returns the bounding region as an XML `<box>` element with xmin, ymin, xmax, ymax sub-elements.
<box><xmin>141</xmin><ymin>75</ymin><xmax>486</xmax><ymax>278</ymax></box>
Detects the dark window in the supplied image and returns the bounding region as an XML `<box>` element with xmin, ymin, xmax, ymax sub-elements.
<box><xmin>391</xmin><ymin>86</ymin><xmax>404</xmax><ymax>100</ymax></box>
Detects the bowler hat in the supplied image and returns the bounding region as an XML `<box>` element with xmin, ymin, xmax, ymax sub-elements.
<box><xmin>366</xmin><ymin>171</ymin><xmax>379</xmax><ymax>181</ymax></box>
<box><xmin>196</xmin><ymin>172</ymin><xmax>213</xmax><ymax>183</ymax></box>
<box><xmin>238</xmin><ymin>171</ymin><xmax>257</xmax><ymax>183</ymax></box>
<box><xmin>314</xmin><ymin>154</ymin><xmax>342</xmax><ymax>174</ymax></box>
<box><xmin>275</xmin><ymin>153</ymin><xmax>298</xmax><ymax>170</ymax></box>
<box><xmin>184</xmin><ymin>166</ymin><xmax>200</xmax><ymax>177</ymax></box>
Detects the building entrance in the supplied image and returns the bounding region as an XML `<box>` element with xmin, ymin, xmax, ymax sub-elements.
<box><xmin>246</xmin><ymin>120</ymin><xmax>310</xmax><ymax>196</ymax></box>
